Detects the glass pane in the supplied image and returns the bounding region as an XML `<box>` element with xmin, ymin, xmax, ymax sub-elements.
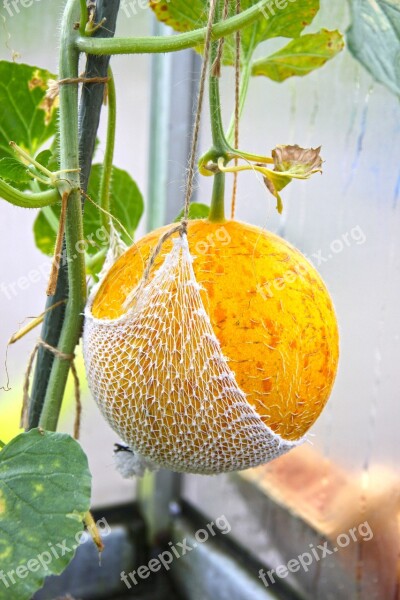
<box><xmin>184</xmin><ymin>2</ymin><xmax>400</xmax><ymax>598</ymax></box>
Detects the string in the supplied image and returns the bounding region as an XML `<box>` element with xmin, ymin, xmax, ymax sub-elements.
<box><xmin>46</xmin><ymin>76</ymin><xmax>110</xmax><ymax>102</ymax></box>
<box><xmin>58</xmin><ymin>76</ymin><xmax>109</xmax><ymax>85</ymax></box>
<box><xmin>1</xmin><ymin>300</ymin><xmax>67</xmax><ymax>395</ymax></box>
<box><xmin>138</xmin><ymin>225</ymin><xmax>182</xmax><ymax>289</ymax></box>
<box><xmin>45</xmin><ymin>186</ymin><xmax>135</xmax><ymax>297</ymax></box>
<box><xmin>80</xmin><ymin>189</ymin><xmax>134</xmax><ymax>244</ymax></box>
<box><xmin>21</xmin><ymin>339</ymin><xmax>81</xmax><ymax>440</ymax></box>
<box><xmin>231</xmin><ymin>0</ymin><xmax>241</xmax><ymax>219</ymax></box>
<box><xmin>181</xmin><ymin>0</ymin><xmax>218</xmax><ymax>233</ymax></box>
<box><xmin>135</xmin><ymin>0</ymin><xmax>219</xmax><ymax>288</ymax></box>
<box><xmin>211</xmin><ymin>0</ymin><xmax>230</xmax><ymax>78</ymax></box>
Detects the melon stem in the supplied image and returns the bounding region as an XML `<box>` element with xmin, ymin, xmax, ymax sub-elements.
<box><xmin>208</xmin><ymin>9</ymin><xmax>229</xmax><ymax>223</ymax></box>
<box><xmin>209</xmin><ymin>171</ymin><xmax>226</xmax><ymax>222</ymax></box>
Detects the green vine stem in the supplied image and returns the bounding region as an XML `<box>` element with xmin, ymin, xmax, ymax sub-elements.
<box><xmin>29</xmin><ymin>0</ymin><xmax>121</xmax><ymax>430</ymax></box>
<box><xmin>98</xmin><ymin>66</ymin><xmax>116</xmax><ymax>234</ymax></box>
<box><xmin>209</xmin><ymin>71</ymin><xmax>230</xmax><ymax>159</ymax></box>
<box><xmin>76</xmin><ymin>0</ymin><xmax>270</xmax><ymax>55</ymax></box>
<box><xmin>0</xmin><ymin>179</ymin><xmax>58</xmax><ymax>208</ymax></box>
<box><xmin>209</xmin><ymin>171</ymin><xmax>226</xmax><ymax>222</ymax></box>
<box><xmin>208</xmin><ymin>18</ymin><xmax>230</xmax><ymax>224</ymax></box>
<box><xmin>79</xmin><ymin>0</ymin><xmax>88</xmax><ymax>35</ymax></box>
<box><xmin>39</xmin><ymin>0</ymin><xmax>86</xmax><ymax>431</ymax></box>
<box><xmin>227</xmin><ymin>149</ymin><xmax>274</xmax><ymax>164</ymax></box>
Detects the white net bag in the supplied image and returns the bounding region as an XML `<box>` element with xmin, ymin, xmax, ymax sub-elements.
<box><xmin>83</xmin><ymin>232</ymin><xmax>302</xmax><ymax>475</ymax></box>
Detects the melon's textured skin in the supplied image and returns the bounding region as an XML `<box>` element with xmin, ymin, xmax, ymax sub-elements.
<box><xmin>91</xmin><ymin>220</ymin><xmax>339</xmax><ymax>442</ymax></box>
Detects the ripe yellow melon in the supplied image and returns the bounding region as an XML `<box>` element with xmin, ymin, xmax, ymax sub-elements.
<box><xmin>91</xmin><ymin>219</ymin><xmax>339</xmax><ymax>442</ymax></box>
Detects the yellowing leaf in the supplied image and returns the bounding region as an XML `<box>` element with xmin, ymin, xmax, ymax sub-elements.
<box><xmin>252</xmin><ymin>29</ymin><xmax>344</xmax><ymax>81</ymax></box>
<box><xmin>0</xmin><ymin>61</ymin><xmax>58</xmax><ymax>160</ymax></box>
<box><xmin>0</xmin><ymin>429</ymin><xmax>91</xmax><ymax>600</ymax></box>
<box><xmin>150</xmin><ymin>0</ymin><xmax>320</xmax><ymax>65</ymax></box>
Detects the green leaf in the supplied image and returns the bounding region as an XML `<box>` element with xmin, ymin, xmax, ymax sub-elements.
<box><xmin>0</xmin><ymin>158</ymin><xmax>31</xmax><ymax>184</ymax></box>
<box><xmin>33</xmin><ymin>165</ymin><xmax>143</xmax><ymax>275</ymax></box>
<box><xmin>33</xmin><ymin>205</ymin><xmax>60</xmax><ymax>256</ymax></box>
<box><xmin>0</xmin><ymin>440</ymin><xmax>4</xmax><ymax>449</ymax></box>
<box><xmin>0</xmin><ymin>429</ymin><xmax>91</xmax><ymax>600</ymax></box>
<box><xmin>174</xmin><ymin>202</ymin><xmax>210</xmax><ymax>222</ymax></box>
<box><xmin>0</xmin><ymin>61</ymin><xmax>58</xmax><ymax>161</ymax></box>
<box><xmin>347</xmin><ymin>0</ymin><xmax>400</xmax><ymax>96</ymax></box>
<box><xmin>251</xmin><ymin>29</ymin><xmax>344</xmax><ymax>81</ymax></box>
<box><xmin>35</xmin><ymin>149</ymin><xmax>54</xmax><ymax>170</ymax></box>
<box><xmin>150</xmin><ymin>0</ymin><xmax>320</xmax><ymax>64</ymax></box>
<box><xmin>84</xmin><ymin>164</ymin><xmax>144</xmax><ymax>254</ymax></box>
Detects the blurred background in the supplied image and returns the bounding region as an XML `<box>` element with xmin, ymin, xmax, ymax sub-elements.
<box><xmin>0</xmin><ymin>1</ymin><xmax>399</xmax><ymax>598</ymax></box>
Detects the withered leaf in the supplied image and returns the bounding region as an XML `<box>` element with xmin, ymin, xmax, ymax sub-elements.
<box><xmin>272</xmin><ymin>144</ymin><xmax>323</xmax><ymax>177</ymax></box>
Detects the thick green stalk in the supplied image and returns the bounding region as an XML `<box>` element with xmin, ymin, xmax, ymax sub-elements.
<box><xmin>209</xmin><ymin>69</ymin><xmax>229</xmax><ymax>158</ymax></box>
<box><xmin>76</xmin><ymin>0</ymin><xmax>269</xmax><ymax>55</ymax></box>
<box><xmin>39</xmin><ymin>0</ymin><xmax>86</xmax><ymax>431</ymax></box>
<box><xmin>209</xmin><ymin>171</ymin><xmax>226</xmax><ymax>222</ymax></box>
<box><xmin>0</xmin><ymin>179</ymin><xmax>58</xmax><ymax>208</ymax></box>
<box><xmin>98</xmin><ymin>67</ymin><xmax>116</xmax><ymax>234</ymax></box>
<box><xmin>30</xmin><ymin>0</ymin><xmax>121</xmax><ymax>429</ymax></box>
<box><xmin>208</xmin><ymin>27</ymin><xmax>229</xmax><ymax>223</ymax></box>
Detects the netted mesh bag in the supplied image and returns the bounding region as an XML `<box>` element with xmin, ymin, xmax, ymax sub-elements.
<box><xmin>98</xmin><ymin>223</ymin><xmax>129</xmax><ymax>280</ymax></box>
<box><xmin>83</xmin><ymin>232</ymin><xmax>302</xmax><ymax>475</ymax></box>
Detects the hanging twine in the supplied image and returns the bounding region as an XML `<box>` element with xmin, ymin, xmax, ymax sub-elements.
<box><xmin>211</xmin><ymin>0</ymin><xmax>230</xmax><ymax>78</ymax></box>
<box><xmin>140</xmin><ymin>224</ymin><xmax>183</xmax><ymax>285</ymax></box>
<box><xmin>181</xmin><ymin>0</ymin><xmax>218</xmax><ymax>233</ymax></box>
<box><xmin>22</xmin><ymin>339</ymin><xmax>81</xmax><ymax>440</ymax></box>
<box><xmin>136</xmin><ymin>0</ymin><xmax>218</xmax><ymax>289</ymax></box>
<box><xmin>80</xmin><ymin>188</ymin><xmax>134</xmax><ymax>245</ymax></box>
<box><xmin>58</xmin><ymin>76</ymin><xmax>110</xmax><ymax>85</ymax></box>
